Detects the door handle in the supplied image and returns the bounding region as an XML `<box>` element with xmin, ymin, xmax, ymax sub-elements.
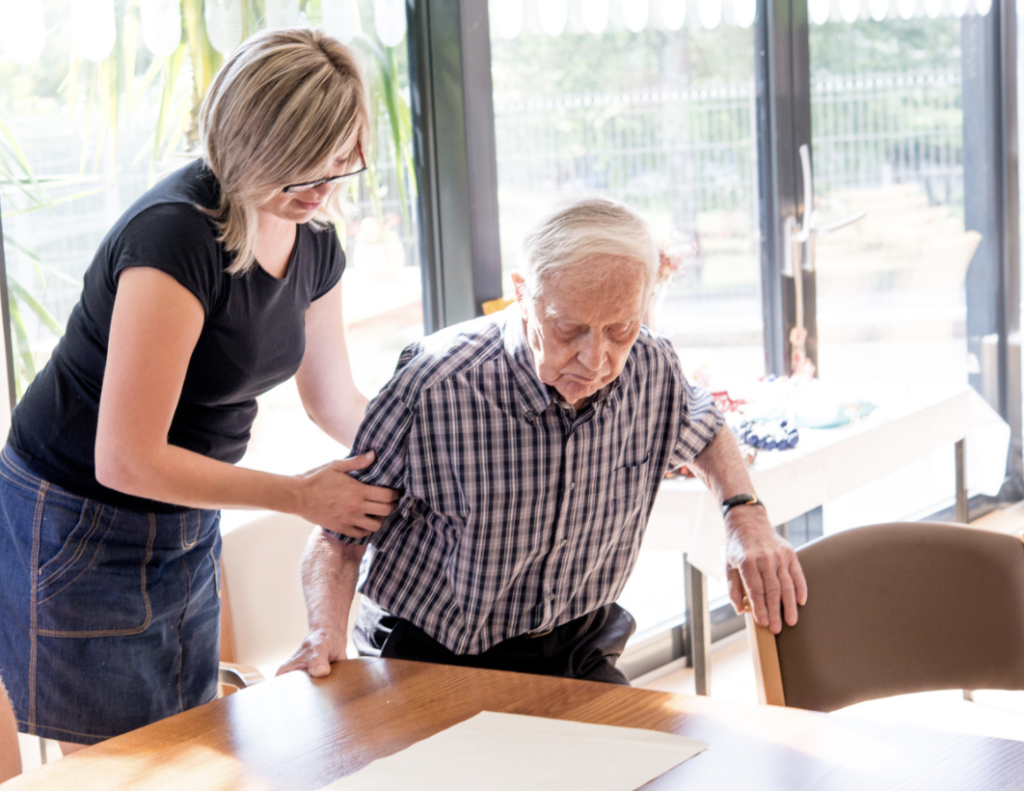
<box><xmin>785</xmin><ymin>144</ymin><xmax>866</xmax><ymax>274</ymax></box>
<box><xmin>782</xmin><ymin>144</ymin><xmax>867</xmax><ymax>378</ymax></box>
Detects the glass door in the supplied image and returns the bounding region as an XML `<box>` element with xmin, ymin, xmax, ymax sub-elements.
<box><xmin>798</xmin><ymin>1</ymin><xmax>1013</xmax><ymax>530</ymax></box>
<box><xmin>807</xmin><ymin>3</ymin><xmax>974</xmax><ymax>387</ymax></box>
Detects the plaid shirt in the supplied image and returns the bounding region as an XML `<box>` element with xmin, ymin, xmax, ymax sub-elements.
<box><xmin>338</xmin><ymin>306</ymin><xmax>723</xmax><ymax>655</ymax></box>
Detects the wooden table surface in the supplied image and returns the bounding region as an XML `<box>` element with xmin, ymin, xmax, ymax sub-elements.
<box><xmin>7</xmin><ymin>658</ymin><xmax>1024</xmax><ymax>790</ymax></box>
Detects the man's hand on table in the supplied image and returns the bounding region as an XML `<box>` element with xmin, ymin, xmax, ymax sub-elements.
<box><xmin>277</xmin><ymin>625</ymin><xmax>349</xmax><ymax>678</ymax></box>
<box><xmin>725</xmin><ymin>505</ymin><xmax>807</xmax><ymax>634</ymax></box>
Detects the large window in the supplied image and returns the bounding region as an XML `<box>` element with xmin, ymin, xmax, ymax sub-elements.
<box><xmin>484</xmin><ymin>0</ymin><xmax>1020</xmax><ymax>642</ymax></box>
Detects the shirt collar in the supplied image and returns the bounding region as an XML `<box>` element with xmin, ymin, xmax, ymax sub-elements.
<box><xmin>502</xmin><ymin>304</ymin><xmax>552</xmax><ymax>415</ymax></box>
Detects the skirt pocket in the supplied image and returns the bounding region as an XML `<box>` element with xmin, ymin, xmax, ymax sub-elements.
<box><xmin>35</xmin><ymin>499</ymin><xmax>154</xmax><ymax>637</ymax></box>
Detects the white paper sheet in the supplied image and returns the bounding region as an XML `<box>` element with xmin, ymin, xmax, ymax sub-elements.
<box><xmin>322</xmin><ymin>711</ymin><xmax>708</xmax><ymax>790</ymax></box>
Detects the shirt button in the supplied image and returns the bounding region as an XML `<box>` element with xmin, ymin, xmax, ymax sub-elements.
<box><xmin>568</xmin><ymin>481</ymin><xmax>576</xmax><ymax>490</ymax></box>
<box><xmin>559</xmin><ymin>540</ymin><xmax>567</xmax><ymax>548</ymax></box>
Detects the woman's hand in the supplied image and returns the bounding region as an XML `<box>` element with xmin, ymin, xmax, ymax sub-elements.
<box><xmin>294</xmin><ymin>451</ymin><xmax>399</xmax><ymax>538</ymax></box>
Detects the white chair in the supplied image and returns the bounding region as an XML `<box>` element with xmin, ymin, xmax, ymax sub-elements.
<box><xmin>218</xmin><ymin>513</ymin><xmax>360</xmax><ymax>689</ymax></box>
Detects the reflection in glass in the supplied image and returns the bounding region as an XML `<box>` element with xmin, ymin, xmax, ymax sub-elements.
<box><xmin>623</xmin><ymin>1</ymin><xmax>649</xmax><ymax>33</ymax></box>
<box><xmin>581</xmin><ymin>0</ymin><xmax>610</xmax><ymax>35</ymax></box>
<box><xmin>205</xmin><ymin>0</ymin><xmax>243</xmax><ymax>54</ymax></box>
<box><xmin>539</xmin><ymin>0</ymin><xmax>568</xmax><ymax>37</ymax></box>
<box><xmin>869</xmin><ymin>0</ymin><xmax>889</xmax><ymax>22</ymax></box>
<box><xmin>492</xmin><ymin>0</ymin><xmax>524</xmax><ymax>40</ymax></box>
<box><xmin>698</xmin><ymin>0</ymin><xmax>722</xmax><ymax>30</ymax></box>
<box><xmin>374</xmin><ymin>0</ymin><xmax>407</xmax><ymax>47</ymax></box>
<box><xmin>322</xmin><ymin>0</ymin><xmax>357</xmax><ymax>43</ymax></box>
<box><xmin>140</xmin><ymin>0</ymin><xmax>183</xmax><ymax>57</ymax></box>
<box><xmin>809</xmin><ymin>0</ymin><xmax>831</xmax><ymax>25</ymax></box>
<box><xmin>73</xmin><ymin>0</ymin><xmax>116</xmax><ymax>61</ymax></box>
<box><xmin>264</xmin><ymin>0</ymin><xmax>300</xmax><ymax>29</ymax></box>
<box><xmin>0</xmin><ymin>1</ymin><xmax>45</xmax><ymax>64</ymax></box>
<box><xmin>733</xmin><ymin>0</ymin><xmax>757</xmax><ymax>29</ymax></box>
<box><xmin>661</xmin><ymin>0</ymin><xmax>686</xmax><ymax>30</ymax></box>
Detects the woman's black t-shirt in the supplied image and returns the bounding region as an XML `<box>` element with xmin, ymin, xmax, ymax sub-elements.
<box><xmin>8</xmin><ymin>159</ymin><xmax>345</xmax><ymax>513</ymax></box>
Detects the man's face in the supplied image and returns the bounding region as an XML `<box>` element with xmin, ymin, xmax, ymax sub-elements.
<box><xmin>513</xmin><ymin>260</ymin><xmax>648</xmax><ymax>408</ymax></box>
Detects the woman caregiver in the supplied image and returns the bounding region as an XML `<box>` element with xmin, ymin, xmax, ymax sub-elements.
<box><xmin>0</xmin><ymin>28</ymin><xmax>397</xmax><ymax>752</ymax></box>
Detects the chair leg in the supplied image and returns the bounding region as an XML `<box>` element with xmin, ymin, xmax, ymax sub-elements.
<box><xmin>38</xmin><ymin>736</ymin><xmax>47</xmax><ymax>765</ymax></box>
<box><xmin>963</xmin><ymin>690</ymin><xmax>975</xmax><ymax>702</ymax></box>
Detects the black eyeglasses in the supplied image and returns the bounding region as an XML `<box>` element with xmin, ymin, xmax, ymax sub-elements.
<box><xmin>282</xmin><ymin>141</ymin><xmax>367</xmax><ymax>193</ymax></box>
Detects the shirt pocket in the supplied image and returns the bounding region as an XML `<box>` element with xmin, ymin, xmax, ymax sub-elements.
<box><xmin>607</xmin><ymin>456</ymin><xmax>651</xmax><ymax>539</ymax></box>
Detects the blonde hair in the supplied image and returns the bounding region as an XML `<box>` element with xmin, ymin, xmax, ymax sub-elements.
<box><xmin>199</xmin><ymin>28</ymin><xmax>371</xmax><ymax>275</ymax></box>
<box><xmin>519</xmin><ymin>197</ymin><xmax>659</xmax><ymax>300</ymax></box>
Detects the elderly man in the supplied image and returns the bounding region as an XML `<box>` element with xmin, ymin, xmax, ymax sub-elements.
<box><xmin>281</xmin><ymin>198</ymin><xmax>806</xmax><ymax>684</ymax></box>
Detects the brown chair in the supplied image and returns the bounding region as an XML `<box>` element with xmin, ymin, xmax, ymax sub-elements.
<box><xmin>746</xmin><ymin>521</ymin><xmax>1024</xmax><ymax>713</ymax></box>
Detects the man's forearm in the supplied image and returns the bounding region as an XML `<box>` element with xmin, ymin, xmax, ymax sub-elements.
<box><xmin>689</xmin><ymin>424</ymin><xmax>808</xmax><ymax>632</ymax></box>
<box><xmin>301</xmin><ymin>528</ymin><xmax>366</xmax><ymax>633</ymax></box>
<box><xmin>688</xmin><ymin>425</ymin><xmax>754</xmax><ymax>502</ymax></box>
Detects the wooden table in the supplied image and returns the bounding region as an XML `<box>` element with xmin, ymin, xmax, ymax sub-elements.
<box><xmin>8</xmin><ymin>659</ymin><xmax>1024</xmax><ymax>790</ymax></box>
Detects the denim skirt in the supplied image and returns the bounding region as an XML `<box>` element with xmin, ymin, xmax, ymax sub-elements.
<box><xmin>0</xmin><ymin>445</ymin><xmax>222</xmax><ymax>744</ymax></box>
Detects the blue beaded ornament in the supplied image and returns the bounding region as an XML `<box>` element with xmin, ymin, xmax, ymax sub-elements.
<box><xmin>739</xmin><ymin>419</ymin><xmax>799</xmax><ymax>451</ymax></box>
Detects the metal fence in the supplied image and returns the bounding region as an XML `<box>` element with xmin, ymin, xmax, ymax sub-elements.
<box><xmin>812</xmin><ymin>72</ymin><xmax>963</xmax><ymax>206</ymax></box>
<box><xmin>493</xmin><ymin>69</ymin><xmax>964</xmax><ymax>236</ymax></box>
<box><xmin>494</xmin><ymin>84</ymin><xmax>758</xmax><ymax>231</ymax></box>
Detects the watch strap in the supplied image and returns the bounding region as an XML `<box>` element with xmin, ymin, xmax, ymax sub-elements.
<box><xmin>721</xmin><ymin>493</ymin><xmax>763</xmax><ymax>517</ymax></box>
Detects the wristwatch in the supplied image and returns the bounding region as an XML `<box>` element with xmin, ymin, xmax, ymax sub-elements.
<box><xmin>721</xmin><ymin>493</ymin><xmax>764</xmax><ymax>518</ymax></box>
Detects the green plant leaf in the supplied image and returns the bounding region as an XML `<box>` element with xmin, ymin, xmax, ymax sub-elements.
<box><xmin>7</xmin><ymin>298</ymin><xmax>34</xmax><ymax>400</ymax></box>
<box><xmin>1</xmin><ymin>237</ymin><xmax>81</xmax><ymax>287</ymax></box>
<box><xmin>154</xmin><ymin>44</ymin><xmax>188</xmax><ymax>167</ymax></box>
<box><xmin>8</xmin><ymin>278</ymin><xmax>64</xmax><ymax>336</ymax></box>
<box><xmin>0</xmin><ymin>118</ymin><xmax>45</xmax><ymax>206</ymax></box>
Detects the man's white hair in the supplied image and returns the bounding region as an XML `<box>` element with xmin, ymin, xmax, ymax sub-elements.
<box><xmin>519</xmin><ymin>197</ymin><xmax>659</xmax><ymax>301</ymax></box>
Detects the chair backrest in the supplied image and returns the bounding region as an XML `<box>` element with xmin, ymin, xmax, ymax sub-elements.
<box><xmin>220</xmin><ymin>513</ymin><xmax>316</xmax><ymax>677</ymax></box>
<box><xmin>748</xmin><ymin>522</ymin><xmax>1024</xmax><ymax>713</ymax></box>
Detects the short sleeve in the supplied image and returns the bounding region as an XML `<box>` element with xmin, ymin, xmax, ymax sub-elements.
<box><xmin>328</xmin><ymin>374</ymin><xmax>416</xmax><ymax>546</ymax></box>
<box><xmin>113</xmin><ymin>204</ymin><xmax>222</xmax><ymax>314</ymax></box>
<box><xmin>666</xmin><ymin>364</ymin><xmax>726</xmax><ymax>469</ymax></box>
<box><xmin>310</xmin><ymin>226</ymin><xmax>346</xmax><ymax>302</ymax></box>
